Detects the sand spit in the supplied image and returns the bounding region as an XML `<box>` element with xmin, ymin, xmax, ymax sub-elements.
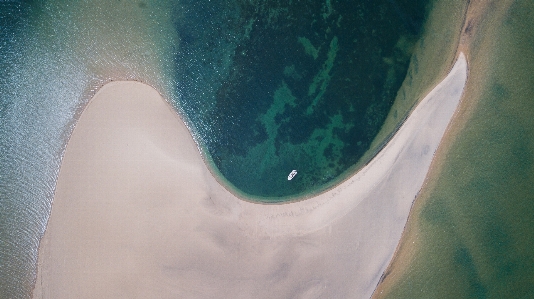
<box><xmin>32</xmin><ymin>54</ymin><xmax>467</xmax><ymax>298</ymax></box>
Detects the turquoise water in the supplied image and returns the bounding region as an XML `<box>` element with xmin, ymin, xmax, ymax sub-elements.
<box><xmin>0</xmin><ymin>0</ymin><xmax>432</xmax><ymax>297</ymax></box>
<box><xmin>1</xmin><ymin>3</ymin><xmax>80</xmax><ymax>296</ymax></box>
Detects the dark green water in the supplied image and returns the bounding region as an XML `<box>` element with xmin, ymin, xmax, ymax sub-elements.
<box><xmin>174</xmin><ymin>0</ymin><xmax>429</xmax><ymax>199</ymax></box>
<box><xmin>382</xmin><ymin>1</ymin><xmax>534</xmax><ymax>298</ymax></box>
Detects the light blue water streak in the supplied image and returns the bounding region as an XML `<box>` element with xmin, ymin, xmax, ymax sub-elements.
<box><xmin>0</xmin><ymin>2</ymin><xmax>178</xmax><ymax>297</ymax></box>
<box><xmin>1</xmin><ymin>19</ymin><xmax>89</xmax><ymax>298</ymax></box>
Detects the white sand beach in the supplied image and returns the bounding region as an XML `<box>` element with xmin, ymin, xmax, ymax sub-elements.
<box><xmin>32</xmin><ymin>53</ymin><xmax>467</xmax><ymax>298</ymax></box>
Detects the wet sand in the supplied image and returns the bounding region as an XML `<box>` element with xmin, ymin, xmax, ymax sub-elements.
<box><xmin>32</xmin><ymin>53</ymin><xmax>467</xmax><ymax>298</ymax></box>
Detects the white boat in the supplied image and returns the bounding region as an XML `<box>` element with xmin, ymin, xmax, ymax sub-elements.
<box><xmin>287</xmin><ymin>170</ymin><xmax>297</xmax><ymax>180</ymax></box>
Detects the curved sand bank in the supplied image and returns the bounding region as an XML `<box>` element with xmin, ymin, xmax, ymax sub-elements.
<box><xmin>32</xmin><ymin>54</ymin><xmax>467</xmax><ymax>298</ymax></box>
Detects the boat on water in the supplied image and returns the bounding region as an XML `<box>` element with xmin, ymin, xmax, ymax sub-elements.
<box><xmin>287</xmin><ymin>170</ymin><xmax>297</xmax><ymax>180</ymax></box>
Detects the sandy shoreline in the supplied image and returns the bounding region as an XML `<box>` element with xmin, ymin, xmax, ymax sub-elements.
<box><xmin>32</xmin><ymin>53</ymin><xmax>467</xmax><ymax>298</ymax></box>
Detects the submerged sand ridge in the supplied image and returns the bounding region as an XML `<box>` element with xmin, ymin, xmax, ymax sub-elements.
<box><xmin>32</xmin><ymin>54</ymin><xmax>467</xmax><ymax>298</ymax></box>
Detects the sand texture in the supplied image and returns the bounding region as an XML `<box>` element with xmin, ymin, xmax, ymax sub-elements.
<box><xmin>32</xmin><ymin>54</ymin><xmax>467</xmax><ymax>298</ymax></box>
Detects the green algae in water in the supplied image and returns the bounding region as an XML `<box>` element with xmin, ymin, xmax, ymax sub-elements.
<box><xmin>382</xmin><ymin>1</ymin><xmax>534</xmax><ymax>298</ymax></box>
<box><xmin>174</xmin><ymin>0</ymin><xmax>429</xmax><ymax>200</ymax></box>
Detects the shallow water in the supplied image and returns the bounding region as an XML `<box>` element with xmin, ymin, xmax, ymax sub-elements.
<box><xmin>379</xmin><ymin>1</ymin><xmax>534</xmax><ymax>298</ymax></box>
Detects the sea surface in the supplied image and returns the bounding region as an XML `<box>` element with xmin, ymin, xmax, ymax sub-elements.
<box><xmin>3</xmin><ymin>1</ymin><xmax>532</xmax><ymax>298</ymax></box>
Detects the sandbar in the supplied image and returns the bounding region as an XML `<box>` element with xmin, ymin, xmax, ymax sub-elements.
<box><xmin>32</xmin><ymin>53</ymin><xmax>467</xmax><ymax>298</ymax></box>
